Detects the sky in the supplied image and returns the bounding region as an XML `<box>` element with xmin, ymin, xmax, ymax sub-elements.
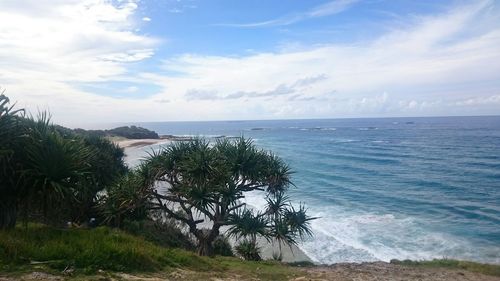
<box><xmin>1</xmin><ymin>0</ymin><xmax>499</xmax><ymax>127</ymax></box>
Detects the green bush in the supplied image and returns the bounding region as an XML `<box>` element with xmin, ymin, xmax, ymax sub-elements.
<box><xmin>213</xmin><ymin>235</ymin><xmax>234</xmax><ymax>257</ymax></box>
<box><xmin>122</xmin><ymin>219</ymin><xmax>195</xmax><ymax>251</ymax></box>
<box><xmin>235</xmin><ymin>239</ymin><xmax>261</xmax><ymax>261</ymax></box>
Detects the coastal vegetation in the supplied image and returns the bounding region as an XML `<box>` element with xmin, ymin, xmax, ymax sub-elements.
<box><xmin>0</xmin><ymin>93</ymin><xmax>313</xmax><ymax>261</ymax></box>
<box><xmin>0</xmin><ymin>94</ymin><xmax>127</xmax><ymax>229</ymax></box>
<box><xmin>68</xmin><ymin>125</ymin><xmax>160</xmax><ymax>140</ymax></box>
<box><xmin>0</xmin><ymin>224</ymin><xmax>306</xmax><ymax>280</ymax></box>
<box><xmin>2</xmin><ymin>93</ymin><xmax>499</xmax><ymax>280</ymax></box>
<box><xmin>141</xmin><ymin>138</ymin><xmax>315</xmax><ymax>257</ymax></box>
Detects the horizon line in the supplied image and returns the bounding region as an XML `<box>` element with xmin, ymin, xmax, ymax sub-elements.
<box><xmin>69</xmin><ymin>114</ymin><xmax>500</xmax><ymax>129</ymax></box>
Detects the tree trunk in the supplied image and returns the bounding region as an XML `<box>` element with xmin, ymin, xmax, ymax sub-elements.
<box><xmin>0</xmin><ymin>196</ymin><xmax>17</xmax><ymax>229</ymax></box>
<box><xmin>197</xmin><ymin>238</ymin><xmax>214</xmax><ymax>256</ymax></box>
<box><xmin>196</xmin><ymin>226</ymin><xmax>220</xmax><ymax>256</ymax></box>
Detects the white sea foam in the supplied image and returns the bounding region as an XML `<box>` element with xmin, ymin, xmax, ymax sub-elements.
<box><xmin>331</xmin><ymin>139</ymin><xmax>357</xmax><ymax>143</ymax></box>
<box><xmin>123</xmin><ymin>141</ymin><xmax>500</xmax><ymax>265</ymax></box>
<box><xmin>296</xmin><ymin>205</ymin><xmax>490</xmax><ymax>264</ymax></box>
<box><xmin>298</xmin><ymin>127</ymin><xmax>337</xmax><ymax>131</ymax></box>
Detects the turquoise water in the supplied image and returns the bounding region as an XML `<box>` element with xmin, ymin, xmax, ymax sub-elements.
<box><xmin>125</xmin><ymin>116</ymin><xmax>500</xmax><ymax>264</ymax></box>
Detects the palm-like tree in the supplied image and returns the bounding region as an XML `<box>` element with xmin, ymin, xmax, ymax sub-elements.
<box><xmin>19</xmin><ymin>116</ymin><xmax>95</xmax><ymax>222</ymax></box>
<box><xmin>1</xmin><ymin>94</ymin><xmax>121</xmax><ymax>228</ymax></box>
<box><xmin>100</xmin><ymin>170</ymin><xmax>151</xmax><ymax>228</ymax></box>
<box><xmin>72</xmin><ymin>135</ymin><xmax>127</xmax><ymax>222</ymax></box>
<box><xmin>143</xmin><ymin>137</ymin><xmax>315</xmax><ymax>257</ymax></box>
<box><xmin>0</xmin><ymin>93</ymin><xmax>25</xmax><ymax>229</ymax></box>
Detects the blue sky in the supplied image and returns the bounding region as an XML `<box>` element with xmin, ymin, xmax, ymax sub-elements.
<box><xmin>1</xmin><ymin>0</ymin><xmax>499</xmax><ymax>126</ymax></box>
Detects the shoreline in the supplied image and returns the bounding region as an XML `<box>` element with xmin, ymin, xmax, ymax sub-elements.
<box><xmin>116</xmin><ymin>138</ymin><xmax>168</xmax><ymax>148</ymax></box>
<box><xmin>114</xmin><ymin>135</ymin><xmax>198</xmax><ymax>148</ymax></box>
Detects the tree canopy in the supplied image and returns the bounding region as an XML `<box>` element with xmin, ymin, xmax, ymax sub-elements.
<box><xmin>1</xmin><ymin>93</ymin><xmax>314</xmax><ymax>261</ymax></box>
<box><xmin>141</xmin><ymin>137</ymin><xmax>315</xmax><ymax>257</ymax></box>
<box><xmin>0</xmin><ymin>94</ymin><xmax>127</xmax><ymax>229</ymax></box>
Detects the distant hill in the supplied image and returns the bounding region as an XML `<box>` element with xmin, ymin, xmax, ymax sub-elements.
<box><xmin>58</xmin><ymin>125</ymin><xmax>160</xmax><ymax>139</ymax></box>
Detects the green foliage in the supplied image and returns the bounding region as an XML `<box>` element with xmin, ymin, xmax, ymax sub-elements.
<box><xmin>0</xmin><ymin>225</ymin><xmax>305</xmax><ymax>280</ymax></box>
<box><xmin>99</xmin><ymin>171</ymin><xmax>151</xmax><ymax>227</ymax></box>
<box><xmin>0</xmin><ymin>93</ymin><xmax>25</xmax><ymax>229</ymax></box>
<box><xmin>83</xmin><ymin>135</ymin><xmax>127</xmax><ymax>189</ymax></box>
<box><xmin>212</xmin><ymin>235</ymin><xmax>234</xmax><ymax>257</ymax></box>
<box><xmin>235</xmin><ymin>239</ymin><xmax>261</xmax><ymax>261</ymax></box>
<box><xmin>107</xmin><ymin>126</ymin><xmax>159</xmax><ymax>139</ymax></box>
<box><xmin>122</xmin><ymin>219</ymin><xmax>196</xmax><ymax>251</ymax></box>
<box><xmin>74</xmin><ymin>136</ymin><xmax>127</xmax><ymax>222</ymax></box>
<box><xmin>227</xmin><ymin>208</ymin><xmax>269</xmax><ymax>241</ymax></box>
<box><xmin>390</xmin><ymin>258</ymin><xmax>500</xmax><ymax>277</ymax></box>
<box><xmin>0</xmin><ymin>224</ymin><xmax>213</xmax><ymax>273</ymax></box>
<box><xmin>72</xmin><ymin>125</ymin><xmax>159</xmax><ymax>139</ymax></box>
<box><xmin>19</xmin><ymin>116</ymin><xmax>94</xmax><ymax>222</ymax></box>
<box><xmin>143</xmin><ymin>137</ymin><xmax>314</xmax><ymax>256</ymax></box>
<box><xmin>0</xmin><ymin>94</ymin><xmax>127</xmax><ymax>228</ymax></box>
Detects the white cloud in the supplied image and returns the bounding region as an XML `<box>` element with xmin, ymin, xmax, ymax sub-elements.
<box><xmin>1</xmin><ymin>0</ymin><xmax>500</xmax><ymax>126</ymax></box>
<box><xmin>142</xmin><ymin>0</ymin><xmax>500</xmax><ymax>121</ymax></box>
<box><xmin>0</xmin><ymin>0</ymin><xmax>158</xmax><ymax>125</ymax></box>
<box><xmin>215</xmin><ymin>0</ymin><xmax>358</xmax><ymax>28</ymax></box>
<box><xmin>142</xmin><ymin>16</ymin><xmax>151</xmax><ymax>22</ymax></box>
<box><xmin>455</xmin><ymin>95</ymin><xmax>500</xmax><ymax>106</ymax></box>
<box><xmin>307</xmin><ymin>0</ymin><xmax>359</xmax><ymax>18</ymax></box>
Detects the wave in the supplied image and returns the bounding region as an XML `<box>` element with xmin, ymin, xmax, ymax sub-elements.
<box><xmin>299</xmin><ymin>127</ymin><xmax>337</xmax><ymax>131</ymax></box>
<box><xmin>298</xmin><ymin>207</ymin><xmax>500</xmax><ymax>264</ymax></box>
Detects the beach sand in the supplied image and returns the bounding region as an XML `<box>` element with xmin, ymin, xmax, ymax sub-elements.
<box><xmin>116</xmin><ymin>138</ymin><xmax>169</xmax><ymax>148</ymax></box>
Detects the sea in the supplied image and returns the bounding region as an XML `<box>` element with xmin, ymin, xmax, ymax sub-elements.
<box><xmin>121</xmin><ymin>116</ymin><xmax>500</xmax><ymax>264</ymax></box>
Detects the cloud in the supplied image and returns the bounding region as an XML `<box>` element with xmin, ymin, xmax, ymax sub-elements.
<box><xmin>0</xmin><ymin>0</ymin><xmax>158</xmax><ymax>125</ymax></box>
<box><xmin>1</xmin><ymin>0</ymin><xmax>500</xmax><ymax>125</ymax></box>
<box><xmin>307</xmin><ymin>0</ymin><xmax>359</xmax><ymax>17</ymax></box>
<box><xmin>185</xmin><ymin>89</ymin><xmax>219</xmax><ymax>100</ymax></box>
<box><xmin>215</xmin><ymin>0</ymin><xmax>358</xmax><ymax>28</ymax></box>
<box><xmin>455</xmin><ymin>94</ymin><xmax>500</xmax><ymax>106</ymax></box>
<box><xmin>143</xmin><ymin>0</ymin><xmax>500</xmax><ymax>120</ymax></box>
<box><xmin>185</xmin><ymin>75</ymin><xmax>328</xmax><ymax>100</ymax></box>
<box><xmin>142</xmin><ymin>16</ymin><xmax>151</xmax><ymax>22</ymax></box>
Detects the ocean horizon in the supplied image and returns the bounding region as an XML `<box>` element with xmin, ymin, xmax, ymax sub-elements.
<box><xmin>122</xmin><ymin>116</ymin><xmax>500</xmax><ymax>264</ymax></box>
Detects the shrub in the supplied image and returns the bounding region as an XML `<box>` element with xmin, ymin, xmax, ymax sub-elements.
<box><xmin>235</xmin><ymin>239</ymin><xmax>261</xmax><ymax>261</ymax></box>
<box><xmin>123</xmin><ymin>219</ymin><xmax>196</xmax><ymax>251</ymax></box>
<box><xmin>213</xmin><ymin>235</ymin><xmax>234</xmax><ymax>257</ymax></box>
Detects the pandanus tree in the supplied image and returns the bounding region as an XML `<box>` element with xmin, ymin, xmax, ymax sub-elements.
<box><xmin>0</xmin><ymin>94</ymin><xmax>25</xmax><ymax>229</ymax></box>
<box><xmin>143</xmin><ymin>137</ymin><xmax>315</xmax><ymax>257</ymax></box>
<box><xmin>20</xmin><ymin>116</ymin><xmax>95</xmax><ymax>223</ymax></box>
<box><xmin>0</xmin><ymin>93</ymin><xmax>127</xmax><ymax>228</ymax></box>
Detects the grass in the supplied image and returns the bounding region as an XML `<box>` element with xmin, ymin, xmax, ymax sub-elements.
<box><xmin>0</xmin><ymin>224</ymin><xmax>300</xmax><ymax>280</ymax></box>
<box><xmin>0</xmin><ymin>224</ymin><xmax>214</xmax><ymax>273</ymax></box>
<box><xmin>390</xmin><ymin>258</ymin><xmax>500</xmax><ymax>277</ymax></box>
<box><xmin>2</xmin><ymin>224</ymin><xmax>499</xmax><ymax>280</ymax></box>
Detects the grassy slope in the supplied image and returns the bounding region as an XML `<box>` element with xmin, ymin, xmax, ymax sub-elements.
<box><xmin>1</xmin><ymin>225</ymin><xmax>499</xmax><ymax>280</ymax></box>
<box><xmin>0</xmin><ymin>224</ymin><xmax>300</xmax><ymax>280</ymax></box>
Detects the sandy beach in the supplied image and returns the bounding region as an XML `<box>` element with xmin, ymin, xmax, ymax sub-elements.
<box><xmin>115</xmin><ymin>138</ymin><xmax>169</xmax><ymax>148</ymax></box>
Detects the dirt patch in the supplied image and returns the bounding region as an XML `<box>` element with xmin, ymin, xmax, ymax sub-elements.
<box><xmin>295</xmin><ymin>262</ymin><xmax>500</xmax><ymax>281</ymax></box>
<box><xmin>2</xmin><ymin>263</ymin><xmax>499</xmax><ymax>281</ymax></box>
